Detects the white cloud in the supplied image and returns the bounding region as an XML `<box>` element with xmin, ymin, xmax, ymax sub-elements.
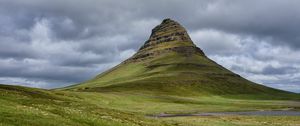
<box><xmin>0</xmin><ymin>77</ymin><xmax>49</xmax><ymax>88</ymax></box>
<box><xmin>30</xmin><ymin>18</ymin><xmax>52</xmax><ymax>42</ymax></box>
<box><xmin>190</xmin><ymin>29</ymin><xmax>243</xmax><ymax>55</ymax></box>
<box><xmin>119</xmin><ymin>49</ymin><xmax>136</xmax><ymax>60</ymax></box>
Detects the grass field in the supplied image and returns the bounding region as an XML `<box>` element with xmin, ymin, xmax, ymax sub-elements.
<box><xmin>1</xmin><ymin>84</ymin><xmax>300</xmax><ymax>126</ymax></box>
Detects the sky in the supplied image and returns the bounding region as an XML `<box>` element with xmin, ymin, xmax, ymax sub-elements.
<box><xmin>0</xmin><ymin>0</ymin><xmax>300</xmax><ymax>93</ymax></box>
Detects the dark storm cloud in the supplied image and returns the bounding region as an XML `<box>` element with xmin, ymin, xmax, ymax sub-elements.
<box><xmin>0</xmin><ymin>0</ymin><xmax>299</xmax><ymax>92</ymax></box>
<box><xmin>186</xmin><ymin>0</ymin><xmax>300</xmax><ymax>48</ymax></box>
<box><xmin>1</xmin><ymin>0</ymin><xmax>300</xmax><ymax>46</ymax></box>
<box><xmin>262</xmin><ymin>65</ymin><xmax>298</xmax><ymax>75</ymax></box>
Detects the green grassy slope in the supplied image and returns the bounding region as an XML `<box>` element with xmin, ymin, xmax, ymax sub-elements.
<box><xmin>66</xmin><ymin>51</ymin><xmax>295</xmax><ymax>99</ymax></box>
<box><xmin>0</xmin><ymin>84</ymin><xmax>171</xmax><ymax>126</ymax></box>
<box><xmin>1</xmin><ymin>84</ymin><xmax>300</xmax><ymax>126</ymax></box>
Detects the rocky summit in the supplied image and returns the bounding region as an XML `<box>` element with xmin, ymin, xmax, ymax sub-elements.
<box><xmin>125</xmin><ymin>18</ymin><xmax>205</xmax><ymax>63</ymax></box>
<box><xmin>66</xmin><ymin>18</ymin><xmax>290</xmax><ymax>96</ymax></box>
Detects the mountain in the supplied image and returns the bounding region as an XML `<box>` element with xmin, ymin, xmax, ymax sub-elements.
<box><xmin>1</xmin><ymin>19</ymin><xmax>300</xmax><ymax>126</ymax></box>
<box><xmin>66</xmin><ymin>18</ymin><xmax>292</xmax><ymax>96</ymax></box>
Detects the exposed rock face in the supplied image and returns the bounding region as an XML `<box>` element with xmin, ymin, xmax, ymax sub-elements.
<box><xmin>125</xmin><ymin>18</ymin><xmax>205</xmax><ymax>63</ymax></box>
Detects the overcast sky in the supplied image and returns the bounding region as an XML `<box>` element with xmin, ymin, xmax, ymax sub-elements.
<box><xmin>0</xmin><ymin>0</ymin><xmax>300</xmax><ymax>93</ymax></box>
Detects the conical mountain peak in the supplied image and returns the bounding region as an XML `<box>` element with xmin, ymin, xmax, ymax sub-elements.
<box><xmin>125</xmin><ymin>18</ymin><xmax>205</xmax><ymax>63</ymax></box>
<box><xmin>66</xmin><ymin>18</ymin><xmax>290</xmax><ymax>97</ymax></box>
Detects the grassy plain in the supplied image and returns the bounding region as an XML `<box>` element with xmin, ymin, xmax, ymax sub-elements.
<box><xmin>1</xmin><ymin>84</ymin><xmax>299</xmax><ymax>126</ymax></box>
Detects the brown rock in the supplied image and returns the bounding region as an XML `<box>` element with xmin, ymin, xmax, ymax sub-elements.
<box><xmin>125</xmin><ymin>18</ymin><xmax>205</xmax><ymax>63</ymax></box>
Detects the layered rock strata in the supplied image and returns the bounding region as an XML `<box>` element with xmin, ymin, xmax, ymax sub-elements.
<box><xmin>125</xmin><ymin>18</ymin><xmax>205</xmax><ymax>63</ymax></box>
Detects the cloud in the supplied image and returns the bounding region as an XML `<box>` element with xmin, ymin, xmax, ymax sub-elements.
<box><xmin>0</xmin><ymin>17</ymin><xmax>136</xmax><ymax>88</ymax></box>
<box><xmin>190</xmin><ymin>29</ymin><xmax>243</xmax><ymax>55</ymax></box>
<box><xmin>186</xmin><ymin>0</ymin><xmax>300</xmax><ymax>48</ymax></box>
<box><xmin>0</xmin><ymin>0</ymin><xmax>299</xmax><ymax>92</ymax></box>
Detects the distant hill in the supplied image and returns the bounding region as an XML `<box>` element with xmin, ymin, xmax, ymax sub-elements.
<box><xmin>65</xmin><ymin>19</ymin><xmax>294</xmax><ymax>97</ymax></box>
